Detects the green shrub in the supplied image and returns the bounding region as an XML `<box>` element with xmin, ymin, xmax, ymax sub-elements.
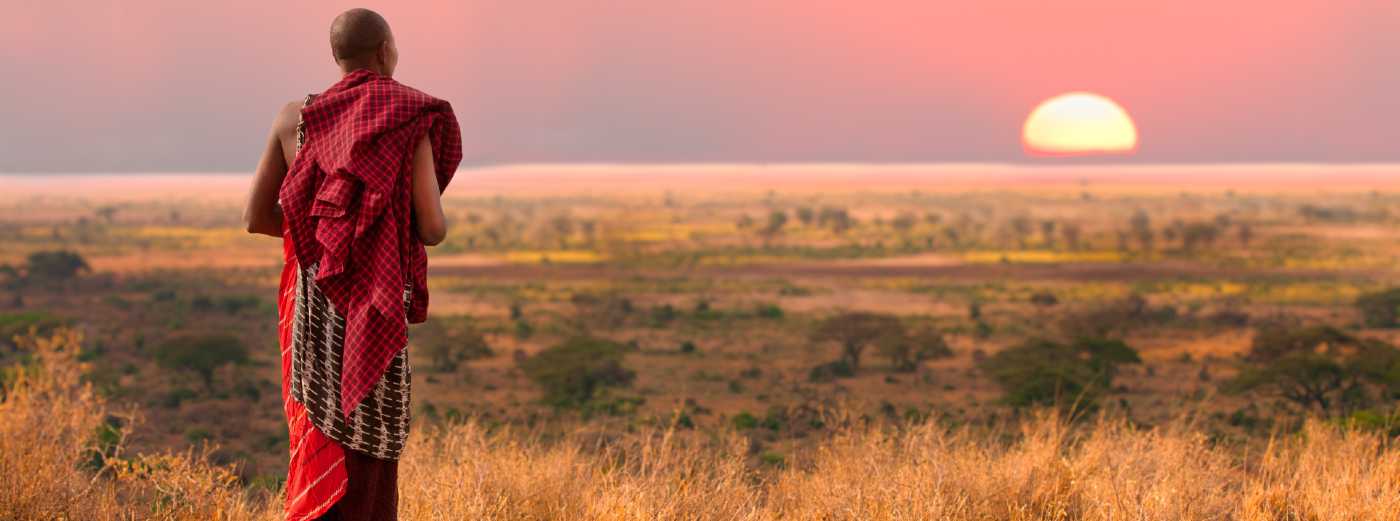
<box><xmin>518</xmin><ymin>336</ymin><xmax>635</xmax><ymax>407</ymax></box>
<box><xmin>514</xmin><ymin>320</ymin><xmax>534</xmax><ymax>339</ymax></box>
<box><xmin>1058</xmin><ymin>294</ymin><xmax>1176</xmax><ymax>338</ymax></box>
<box><xmin>162</xmin><ymin>387</ymin><xmax>198</xmax><ymax>409</ymax></box>
<box><xmin>649</xmin><ymin>304</ymin><xmax>678</xmax><ymax>326</ymax></box>
<box><xmin>980</xmin><ymin>337</ymin><xmax>1141</xmax><ymax>410</ymax></box>
<box><xmin>732</xmin><ymin>411</ymin><xmax>759</xmax><ymax>430</ymax></box>
<box><xmin>190</xmin><ymin>296</ymin><xmax>214</xmax><ymax>312</ymax></box>
<box><xmin>218</xmin><ymin>295</ymin><xmax>261</xmax><ymax>315</ymax></box>
<box><xmin>755</xmin><ymin>303</ymin><xmax>784</xmax><ymax>320</ymax></box>
<box><xmin>25</xmin><ymin>250</ymin><xmax>89</xmax><ymax>280</ymax></box>
<box><xmin>809</xmin><ymin>359</ymin><xmax>856</xmax><ymax>382</ymax></box>
<box><xmin>415</xmin><ymin>316</ymin><xmax>493</xmax><ymax>372</ymax></box>
<box><xmin>1357</xmin><ymin>289</ymin><xmax>1400</xmax><ymax>328</ymax></box>
<box><xmin>183</xmin><ymin>427</ymin><xmax>213</xmax><ymax>444</ymax></box>
<box><xmin>152</xmin><ymin>334</ymin><xmax>249</xmax><ymax>391</ymax></box>
<box><xmin>1029</xmin><ymin>291</ymin><xmax>1059</xmax><ymax>308</ymax></box>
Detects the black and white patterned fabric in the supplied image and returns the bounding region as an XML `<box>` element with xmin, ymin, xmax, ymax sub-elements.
<box><xmin>287</xmin><ymin>93</ymin><xmax>412</xmax><ymax>460</ymax></box>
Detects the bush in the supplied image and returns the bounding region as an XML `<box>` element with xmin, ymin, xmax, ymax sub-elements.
<box><xmin>24</xmin><ymin>250</ymin><xmax>90</xmax><ymax>280</ymax></box>
<box><xmin>514</xmin><ymin>320</ymin><xmax>534</xmax><ymax>340</ymax></box>
<box><xmin>1058</xmin><ymin>294</ymin><xmax>1177</xmax><ymax>338</ymax></box>
<box><xmin>415</xmin><ymin>317</ymin><xmax>493</xmax><ymax>372</ymax></box>
<box><xmin>809</xmin><ymin>359</ymin><xmax>856</xmax><ymax>382</ymax></box>
<box><xmin>217</xmin><ymin>295</ymin><xmax>261</xmax><ymax>315</ymax></box>
<box><xmin>754</xmin><ymin>303</ymin><xmax>784</xmax><ymax>320</ymax></box>
<box><xmin>649</xmin><ymin>304</ymin><xmax>678</xmax><ymax>326</ymax></box>
<box><xmin>732</xmin><ymin>411</ymin><xmax>759</xmax><ymax>430</ymax></box>
<box><xmin>518</xmin><ymin>336</ymin><xmax>635</xmax><ymax>407</ymax></box>
<box><xmin>161</xmin><ymin>387</ymin><xmax>198</xmax><ymax>409</ymax></box>
<box><xmin>1029</xmin><ymin>291</ymin><xmax>1059</xmax><ymax>309</ymax></box>
<box><xmin>1357</xmin><ymin>289</ymin><xmax>1400</xmax><ymax>328</ymax></box>
<box><xmin>151</xmin><ymin>334</ymin><xmax>248</xmax><ymax>391</ymax></box>
<box><xmin>568</xmin><ymin>293</ymin><xmax>634</xmax><ymax>329</ymax></box>
<box><xmin>980</xmin><ymin>337</ymin><xmax>1141</xmax><ymax>410</ymax></box>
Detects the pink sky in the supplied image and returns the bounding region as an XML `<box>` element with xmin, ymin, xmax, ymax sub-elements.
<box><xmin>2</xmin><ymin>1</ymin><xmax>1397</xmax><ymax>172</ymax></box>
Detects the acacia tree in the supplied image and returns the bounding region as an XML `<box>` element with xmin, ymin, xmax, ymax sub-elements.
<box><xmin>760</xmin><ymin>210</ymin><xmax>789</xmax><ymax>245</ymax></box>
<box><xmin>878</xmin><ymin>327</ymin><xmax>954</xmax><ymax>372</ymax></box>
<box><xmin>811</xmin><ymin>312</ymin><xmax>905</xmax><ymax>371</ymax></box>
<box><xmin>1061</xmin><ymin>222</ymin><xmax>1082</xmax><ymax>251</ymax></box>
<box><xmin>1129</xmin><ymin>210</ymin><xmax>1154</xmax><ymax>251</ymax></box>
<box><xmin>1040</xmin><ymin>220</ymin><xmax>1058</xmax><ymax>249</ymax></box>
<box><xmin>1225</xmin><ymin>325</ymin><xmax>1400</xmax><ymax>415</ymax></box>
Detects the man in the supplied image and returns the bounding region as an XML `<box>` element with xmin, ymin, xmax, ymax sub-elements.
<box><xmin>242</xmin><ymin>8</ymin><xmax>461</xmax><ymax>521</ymax></box>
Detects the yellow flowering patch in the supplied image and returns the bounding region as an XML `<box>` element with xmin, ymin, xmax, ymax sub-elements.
<box><xmin>509</xmin><ymin>249</ymin><xmax>607</xmax><ymax>261</ymax></box>
<box><xmin>126</xmin><ymin>226</ymin><xmax>244</xmax><ymax>248</ymax></box>
<box><xmin>1251</xmin><ymin>282</ymin><xmax>1363</xmax><ymax>305</ymax></box>
<box><xmin>962</xmin><ymin>250</ymin><xmax>1124</xmax><ymax>264</ymax></box>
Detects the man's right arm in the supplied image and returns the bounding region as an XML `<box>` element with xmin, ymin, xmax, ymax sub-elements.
<box><xmin>243</xmin><ymin>102</ymin><xmax>299</xmax><ymax>237</ymax></box>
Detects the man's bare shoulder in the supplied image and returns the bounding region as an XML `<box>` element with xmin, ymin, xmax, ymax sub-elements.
<box><xmin>272</xmin><ymin>99</ymin><xmax>303</xmax><ymax>140</ymax></box>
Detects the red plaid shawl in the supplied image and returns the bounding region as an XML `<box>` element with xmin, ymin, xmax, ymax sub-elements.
<box><xmin>281</xmin><ymin>69</ymin><xmax>462</xmax><ymax>417</ymax></box>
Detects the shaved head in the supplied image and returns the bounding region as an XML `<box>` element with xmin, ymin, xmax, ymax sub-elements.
<box><xmin>329</xmin><ymin>8</ymin><xmax>392</xmax><ymax>63</ymax></box>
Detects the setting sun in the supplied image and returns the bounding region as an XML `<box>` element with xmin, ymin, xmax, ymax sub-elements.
<box><xmin>1023</xmin><ymin>92</ymin><xmax>1138</xmax><ymax>157</ymax></box>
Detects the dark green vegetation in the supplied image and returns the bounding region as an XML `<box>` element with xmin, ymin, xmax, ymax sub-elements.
<box><xmin>518</xmin><ymin>336</ymin><xmax>636</xmax><ymax>410</ymax></box>
<box><xmin>980</xmin><ymin>337</ymin><xmax>1141</xmax><ymax>410</ymax></box>
<box><xmin>1357</xmin><ymin>288</ymin><xmax>1400</xmax><ymax>328</ymax></box>
<box><xmin>415</xmin><ymin>316</ymin><xmax>493</xmax><ymax>372</ymax></box>
<box><xmin>152</xmin><ymin>334</ymin><xmax>249</xmax><ymax>391</ymax></box>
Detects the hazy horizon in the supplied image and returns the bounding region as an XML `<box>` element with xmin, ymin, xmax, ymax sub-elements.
<box><xmin>3</xmin><ymin>164</ymin><xmax>1396</xmax><ymax>206</ymax></box>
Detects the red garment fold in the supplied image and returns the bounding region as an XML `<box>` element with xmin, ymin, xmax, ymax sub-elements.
<box><xmin>280</xmin><ymin>69</ymin><xmax>462</xmax><ymax>417</ymax></box>
<box><xmin>279</xmin><ymin>231</ymin><xmax>346</xmax><ymax>521</ymax></box>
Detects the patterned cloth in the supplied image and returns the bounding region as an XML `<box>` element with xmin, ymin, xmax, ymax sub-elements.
<box><xmin>290</xmin><ymin>256</ymin><xmax>412</xmax><ymax>459</ymax></box>
<box><xmin>280</xmin><ymin>69</ymin><xmax>462</xmax><ymax>417</ymax></box>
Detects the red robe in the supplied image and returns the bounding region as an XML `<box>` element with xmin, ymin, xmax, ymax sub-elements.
<box><xmin>277</xmin><ymin>70</ymin><xmax>462</xmax><ymax>520</ymax></box>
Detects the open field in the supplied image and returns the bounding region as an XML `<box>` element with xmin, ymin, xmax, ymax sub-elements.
<box><xmin>3</xmin><ymin>164</ymin><xmax>1400</xmax><ymax>518</ymax></box>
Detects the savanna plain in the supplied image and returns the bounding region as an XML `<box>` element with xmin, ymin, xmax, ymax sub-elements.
<box><xmin>3</xmin><ymin>165</ymin><xmax>1400</xmax><ymax>520</ymax></box>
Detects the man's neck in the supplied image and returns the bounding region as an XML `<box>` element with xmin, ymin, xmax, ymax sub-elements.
<box><xmin>341</xmin><ymin>65</ymin><xmax>386</xmax><ymax>77</ymax></box>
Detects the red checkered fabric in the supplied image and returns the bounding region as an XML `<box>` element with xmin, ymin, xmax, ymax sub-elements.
<box><xmin>280</xmin><ymin>69</ymin><xmax>461</xmax><ymax>417</ymax></box>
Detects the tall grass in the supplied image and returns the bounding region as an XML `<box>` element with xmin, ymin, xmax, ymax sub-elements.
<box><xmin>4</xmin><ymin>330</ymin><xmax>1398</xmax><ymax>520</ymax></box>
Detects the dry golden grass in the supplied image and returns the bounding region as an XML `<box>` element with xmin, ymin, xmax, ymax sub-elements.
<box><xmin>0</xmin><ymin>330</ymin><xmax>271</xmax><ymax>521</ymax></box>
<box><xmin>5</xmin><ymin>330</ymin><xmax>1400</xmax><ymax>520</ymax></box>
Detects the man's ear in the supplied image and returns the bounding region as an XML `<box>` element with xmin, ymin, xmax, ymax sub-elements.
<box><xmin>377</xmin><ymin>41</ymin><xmax>392</xmax><ymax>69</ymax></box>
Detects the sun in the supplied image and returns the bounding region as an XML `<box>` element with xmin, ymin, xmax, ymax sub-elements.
<box><xmin>1022</xmin><ymin>92</ymin><xmax>1138</xmax><ymax>157</ymax></box>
